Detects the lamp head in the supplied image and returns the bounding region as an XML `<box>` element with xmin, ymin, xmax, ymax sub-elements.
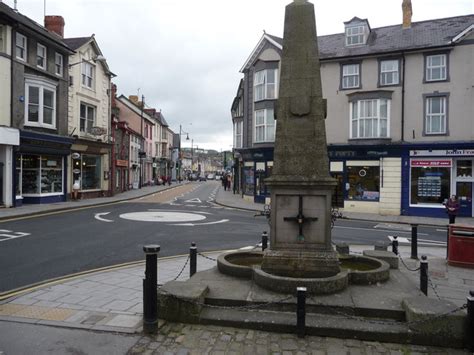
<box><xmin>186</xmin><ymin>133</ymin><xmax>190</xmax><ymax>140</ymax></box>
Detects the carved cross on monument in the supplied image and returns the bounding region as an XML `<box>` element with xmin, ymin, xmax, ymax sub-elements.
<box><xmin>283</xmin><ymin>196</ymin><xmax>318</xmax><ymax>242</ymax></box>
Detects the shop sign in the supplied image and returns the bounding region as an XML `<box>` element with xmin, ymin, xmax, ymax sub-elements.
<box><xmin>116</xmin><ymin>159</ymin><xmax>129</xmax><ymax>167</ymax></box>
<box><xmin>410</xmin><ymin>149</ymin><xmax>474</xmax><ymax>157</ymax></box>
<box><xmin>71</xmin><ymin>152</ymin><xmax>81</xmax><ymax>159</ymax></box>
<box><xmin>411</xmin><ymin>160</ymin><xmax>452</xmax><ymax>167</ymax></box>
<box><xmin>152</xmin><ymin>163</ymin><xmax>157</xmax><ymax>168</ymax></box>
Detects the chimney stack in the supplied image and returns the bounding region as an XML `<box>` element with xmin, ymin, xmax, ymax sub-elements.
<box><xmin>402</xmin><ymin>0</ymin><xmax>413</xmax><ymax>29</ymax></box>
<box><xmin>44</xmin><ymin>16</ymin><xmax>65</xmax><ymax>37</ymax></box>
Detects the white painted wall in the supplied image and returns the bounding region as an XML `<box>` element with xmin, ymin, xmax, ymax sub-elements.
<box><xmin>0</xmin><ymin>25</ymin><xmax>11</xmax><ymax>127</ymax></box>
<box><xmin>379</xmin><ymin>158</ymin><xmax>402</xmax><ymax>215</ymax></box>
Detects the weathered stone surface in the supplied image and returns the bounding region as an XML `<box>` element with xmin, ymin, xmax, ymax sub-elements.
<box><xmin>363</xmin><ymin>250</ymin><xmax>399</xmax><ymax>269</ymax></box>
<box><xmin>157</xmin><ymin>281</ymin><xmax>208</xmax><ymax>323</ymax></box>
<box><xmin>402</xmin><ymin>296</ymin><xmax>466</xmax><ymax>348</ymax></box>
<box><xmin>262</xmin><ymin>0</ymin><xmax>339</xmax><ymax>279</ymax></box>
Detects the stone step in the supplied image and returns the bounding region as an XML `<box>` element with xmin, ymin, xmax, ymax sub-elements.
<box><xmin>205</xmin><ymin>297</ymin><xmax>406</xmax><ymax>321</ymax></box>
<box><xmin>199</xmin><ymin>307</ymin><xmax>463</xmax><ymax>348</ymax></box>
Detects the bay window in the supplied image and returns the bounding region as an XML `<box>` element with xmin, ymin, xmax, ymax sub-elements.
<box><xmin>254</xmin><ymin>69</ymin><xmax>278</xmax><ymax>101</ymax></box>
<box><xmin>254</xmin><ymin>109</ymin><xmax>275</xmax><ymax>143</ymax></box>
<box><xmin>25</xmin><ymin>77</ymin><xmax>56</xmax><ymax>129</ymax></box>
<box><xmin>234</xmin><ymin>120</ymin><xmax>243</xmax><ymax>148</ymax></box>
<box><xmin>350</xmin><ymin>99</ymin><xmax>390</xmax><ymax>139</ymax></box>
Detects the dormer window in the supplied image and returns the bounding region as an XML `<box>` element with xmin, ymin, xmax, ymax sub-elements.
<box><xmin>346</xmin><ymin>25</ymin><xmax>365</xmax><ymax>46</ymax></box>
<box><xmin>344</xmin><ymin>17</ymin><xmax>370</xmax><ymax>46</ymax></box>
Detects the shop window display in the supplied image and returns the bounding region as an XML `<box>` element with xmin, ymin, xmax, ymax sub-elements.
<box><xmin>82</xmin><ymin>155</ymin><xmax>101</xmax><ymax>190</ymax></box>
<box><xmin>410</xmin><ymin>161</ymin><xmax>450</xmax><ymax>205</ymax></box>
<box><xmin>347</xmin><ymin>166</ymin><xmax>380</xmax><ymax>201</ymax></box>
<box><xmin>16</xmin><ymin>154</ymin><xmax>63</xmax><ymax>196</ymax></box>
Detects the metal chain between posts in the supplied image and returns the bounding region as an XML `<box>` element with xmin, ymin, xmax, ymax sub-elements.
<box><xmin>397</xmin><ymin>254</ymin><xmax>421</xmax><ymax>272</ymax></box>
<box><xmin>160</xmin><ymin>287</ymin><xmax>293</xmax><ymax>310</ymax></box>
<box><xmin>309</xmin><ymin>296</ymin><xmax>467</xmax><ymax>329</ymax></box>
<box><xmin>171</xmin><ymin>255</ymin><xmax>190</xmax><ymax>281</ymax></box>
<box><xmin>197</xmin><ymin>251</ymin><xmax>217</xmax><ymax>262</ymax></box>
<box><xmin>407</xmin><ymin>304</ymin><xmax>467</xmax><ymax>328</ymax></box>
<box><xmin>427</xmin><ymin>274</ymin><xmax>442</xmax><ymax>300</ymax></box>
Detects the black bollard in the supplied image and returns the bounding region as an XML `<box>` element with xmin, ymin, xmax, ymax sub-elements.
<box><xmin>143</xmin><ymin>244</ymin><xmax>160</xmax><ymax>334</ymax></box>
<box><xmin>420</xmin><ymin>255</ymin><xmax>428</xmax><ymax>296</ymax></box>
<box><xmin>296</xmin><ymin>287</ymin><xmax>307</xmax><ymax>338</ymax></box>
<box><xmin>190</xmin><ymin>242</ymin><xmax>197</xmax><ymax>277</ymax></box>
<box><xmin>411</xmin><ymin>224</ymin><xmax>418</xmax><ymax>260</ymax></box>
<box><xmin>262</xmin><ymin>231</ymin><xmax>268</xmax><ymax>251</ymax></box>
<box><xmin>467</xmin><ymin>290</ymin><xmax>474</xmax><ymax>351</ymax></box>
<box><xmin>392</xmin><ymin>236</ymin><xmax>399</xmax><ymax>255</ymax></box>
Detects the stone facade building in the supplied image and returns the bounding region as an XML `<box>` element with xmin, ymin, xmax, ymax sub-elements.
<box><xmin>232</xmin><ymin>6</ymin><xmax>474</xmax><ymax>218</ymax></box>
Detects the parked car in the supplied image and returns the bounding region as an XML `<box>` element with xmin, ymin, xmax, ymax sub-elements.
<box><xmin>199</xmin><ymin>175</ymin><xmax>207</xmax><ymax>182</ymax></box>
<box><xmin>189</xmin><ymin>173</ymin><xmax>198</xmax><ymax>181</ymax></box>
<box><xmin>207</xmin><ymin>173</ymin><xmax>215</xmax><ymax>180</ymax></box>
<box><xmin>215</xmin><ymin>174</ymin><xmax>222</xmax><ymax>181</ymax></box>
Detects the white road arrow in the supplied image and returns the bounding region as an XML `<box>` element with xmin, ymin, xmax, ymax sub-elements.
<box><xmin>171</xmin><ymin>219</ymin><xmax>229</xmax><ymax>226</ymax></box>
<box><xmin>95</xmin><ymin>212</ymin><xmax>114</xmax><ymax>223</ymax></box>
<box><xmin>184</xmin><ymin>198</ymin><xmax>202</xmax><ymax>203</ymax></box>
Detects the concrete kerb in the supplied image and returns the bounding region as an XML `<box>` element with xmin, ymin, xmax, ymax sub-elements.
<box><xmin>0</xmin><ymin>183</ymin><xmax>188</xmax><ymax>222</ymax></box>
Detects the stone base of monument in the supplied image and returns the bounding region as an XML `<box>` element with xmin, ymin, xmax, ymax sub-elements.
<box><xmin>157</xmin><ymin>251</ymin><xmax>467</xmax><ymax>348</ymax></box>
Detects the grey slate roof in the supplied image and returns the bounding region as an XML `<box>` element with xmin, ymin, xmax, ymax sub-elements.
<box><xmin>265</xmin><ymin>14</ymin><xmax>473</xmax><ymax>60</ymax></box>
<box><xmin>63</xmin><ymin>36</ymin><xmax>92</xmax><ymax>50</ymax></box>
<box><xmin>0</xmin><ymin>2</ymin><xmax>73</xmax><ymax>53</ymax></box>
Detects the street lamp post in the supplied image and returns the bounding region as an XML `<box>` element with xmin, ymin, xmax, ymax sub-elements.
<box><xmin>178</xmin><ymin>125</ymin><xmax>189</xmax><ymax>181</ymax></box>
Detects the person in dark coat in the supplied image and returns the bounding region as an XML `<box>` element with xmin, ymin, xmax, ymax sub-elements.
<box><xmin>445</xmin><ymin>195</ymin><xmax>460</xmax><ymax>224</ymax></box>
<box><xmin>222</xmin><ymin>174</ymin><xmax>227</xmax><ymax>190</ymax></box>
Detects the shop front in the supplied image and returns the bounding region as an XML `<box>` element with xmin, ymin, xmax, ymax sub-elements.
<box><xmin>15</xmin><ymin>131</ymin><xmax>73</xmax><ymax>205</ymax></box>
<box><xmin>403</xmin><ymin>147</ymin><xmax>474</xmax><ymax>218</ymax></box>
<box><xmin>70</xmin><ymin>139</ymin><xmax>112</xmax><ymax>199</ymax></box>
<box><xmin>114</xmin><ymin>159</ymin><xmax>129</xmax><ymax>193</ymax></box>
<box><xmin>238</xmin><ymin>148</ymin><xmax>274</xmax><ymax>204</ymax></box>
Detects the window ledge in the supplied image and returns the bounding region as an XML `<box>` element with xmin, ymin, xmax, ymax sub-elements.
<box><xmin>347</xmin><ymin>138</ymin><xmax>392</xmax><ymax>145</ymax></box>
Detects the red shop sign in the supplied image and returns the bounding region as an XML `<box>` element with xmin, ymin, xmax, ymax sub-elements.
<box><xmin>411</xmin><ymin>160</ymin><xmax>452</xmax><ymax>167</ymax></box>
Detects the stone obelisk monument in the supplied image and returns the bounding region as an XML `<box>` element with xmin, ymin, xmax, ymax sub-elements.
<box><xmin>261</xmin><ymin>0</ymin><xmax>339</xmax><ymax>278</ymax></box>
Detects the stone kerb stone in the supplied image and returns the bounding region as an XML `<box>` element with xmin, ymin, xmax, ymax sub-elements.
<box><xmin>363</xmin><ymin>250</ymin><xmax>399</xmax><ymax>269</ymax></box>
<box><xmin>402</xmin><ymin>296</ymin><xmax>467</xmax><ymax>348</ymax></box>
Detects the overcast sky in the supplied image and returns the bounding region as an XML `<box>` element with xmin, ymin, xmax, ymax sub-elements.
<box><xmin>7</xmin><ymin>0</ymin><xmax>473</xmax><ymax>151</ymax></box>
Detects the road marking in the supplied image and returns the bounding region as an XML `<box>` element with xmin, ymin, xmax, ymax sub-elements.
<box><xmin>0</xmin><ymin>229</ymin><xmax>31</xmax><ymax>242</ymax></box>
<box><xmin>94</xmin><ymin>212</ymin><xmax>114</xmax><ymax>223</ymax></box>
<box><xmin>387</xmin><ymin>235</ymin><xmax>446</xmax><ymax>246</ymax></box>
<box><xmin>184</xmin><ymin>198</ymin><xmax>202</xmax><ymax>203</ymax></box>
<box><xmin>148</xmin><ymin>209</ymin><xmax>212</xmax><ymax>215</ymax></box>
<box><xmin>119</xmin><ymin>211</ymin><xmax>206</xmax><ymax>223</ymax></box>
<box><xmin>171</xmin><ymin>219</ymin><xmax>229</xmax><ymax>226</ymax></box>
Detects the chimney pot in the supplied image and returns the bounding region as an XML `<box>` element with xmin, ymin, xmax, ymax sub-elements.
<box><xmin>402</xmin><ymin>0</ymin><xmax>413</xmax><ymax>29</ymax></box>
<box><xmin>44</xmin><ymin>15</ymin><xmax>65</xmax><ymax>37</ymax></box>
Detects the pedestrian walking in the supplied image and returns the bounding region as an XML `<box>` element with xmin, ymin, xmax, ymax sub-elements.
<box><xmin>226</xmin><ymin>174</ymin><xmax>232</xmax><ymax>191</ymax></box>
<box><xmin>445</xmin><ymin>195</ymin><xmax>460</xmax><ymax>224</ymax></box>
<box><xmin>222</xmin><ymin>174</ymin><xmax>227</xmax><ymax>191</ymax></box>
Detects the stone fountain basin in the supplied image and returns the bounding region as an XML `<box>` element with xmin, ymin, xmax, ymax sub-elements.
<box><xmin>217</xmin><ymin>250</ymin><xmax>390</xmax><ymax>294</ymax></box>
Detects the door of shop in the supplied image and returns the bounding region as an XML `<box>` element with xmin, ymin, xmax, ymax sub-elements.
<box><xmin>254</xmin><ymin>163</ymin><xmax>267</xmax><ymax>204</ymax></box>
<box><xmin>456</xmin><ymin>181</ymin><xmax>473</xmax><ymax>217</ymax></box>
<box><xmin>331</xmin><ymin>172</ymin><xmax>344</xmax><ymax>208</ymax></box>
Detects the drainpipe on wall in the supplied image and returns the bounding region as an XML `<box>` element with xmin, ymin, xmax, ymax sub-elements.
<box><xmin>401</xmin><ymin>52</ymin><xmax>406</xmax><ymax>142</ymax></box>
